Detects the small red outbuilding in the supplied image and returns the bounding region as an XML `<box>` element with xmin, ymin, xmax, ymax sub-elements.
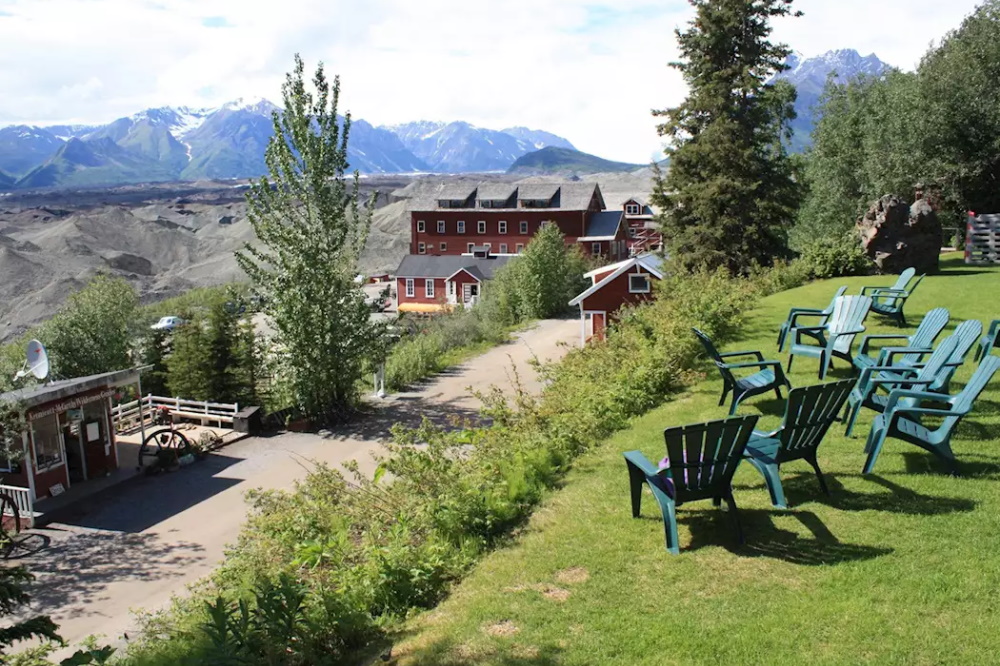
<box><xmin>569</xmin><ymin>254</ymin><xmax>664</xmax><ymax>345</ymax></box>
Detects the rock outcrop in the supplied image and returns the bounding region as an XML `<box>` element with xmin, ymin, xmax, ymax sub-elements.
<box><xmin>856</xmin><ymin>195</ymin><xmax>942</xmax><ymax>273</ymax></box>
<box><xmin>103</xmin><ymin>251</ymin><xmax>154</xmax><ymax>275</ymax></box>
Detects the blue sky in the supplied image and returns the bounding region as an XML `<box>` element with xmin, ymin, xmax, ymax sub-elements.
<box><xmin>0</xmin><ymin>0</ymin><xmax>986</xmax><ymax>162</ymax></box>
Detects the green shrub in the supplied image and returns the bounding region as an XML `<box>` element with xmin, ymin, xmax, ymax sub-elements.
<box><xmin>797</xmin><ymin>232</ymin><xmax>873</xmax><ymax>279</ymax></box>
<box><xmin>121</xmin><ymin>266</ymin><xmax>785</xmax><ymax>665</ymax></box>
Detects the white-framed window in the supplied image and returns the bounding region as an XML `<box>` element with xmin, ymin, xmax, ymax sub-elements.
<box><xmin>417</xmin><ymin>220</ymin><xmax>425</xmax><ymax>233</ymax></box>
<box><xmin>499</xmin><ymin>221</ymin><xmax>507</xmax><ymax>234</ymax></box>
<box><xmin>628</xmin><ymin>227</ymin><xmax>637</xmax><ymax>238</ymax></box>
<box><xmin>520</xmin><ymin>220</ymin><xmax>528</xmax><ymax>234</ymax></box>
<box><xmin>457</xmin><ymin>220</ymin><xmax>466</xmax><ymax>234</ymax></box>
<box><xmin>478</xmin><ymin>220</ymin><xmax>486</xmax><ymax>234</ymax></box>
<box><xmin>484</xmin><ymin>242</ymin><xmax>492</xmax><ymax>250</ymax></box>
<box><xmin>425</xmin><ymin>279</ymin><xmax>435</xmax><ymax>298</ymax></box>
<box><xmin>629</xmin><ymin>273</ymin><xmax>651</xmax><ymax>294</ymax></box>
<box><xmin>437</xmin><ymin>220</ymin><xmax>445</xmax><ymax>233</ymax></box>
<box><xmin>591</xmin><ymin>242</ymin><xmax>601</xmax><ymax>256</ymax></box>
<box><xmin>499</xmin><ymin>243</ymin><xmax>508</xmax><ymax>254</ymax></box>
<box><xmin>440</xmin><ymin>242</ymin><xmax>447</xmax><ymax>252</ymax></box>
<box><xmin>418</xmin><ymin>242</ymin><xmax>426</xmax><ymax>254</ymax></box>
<box><xmin>626</xmin><ymin>203</ymin><xmax>640</xmax><ymax>215</ymax></box>
<box><xmin>31</xmin><ymin>414</ymin><xmax>64</xmax><ymax>472</ymax></box>
<box><xmin>516</xmin><ymin>243</ymin><xmax>525</xmax><ymax>253</ymax></box>
<box><xmin>467</xmin><ymin>243</ymin><xmax>475</xmax><ymax>253</ymax></box>
<box><xmin>405</xmin><ymin>279</ymin><xmax>414</xmax><ymax>298</ymax></box>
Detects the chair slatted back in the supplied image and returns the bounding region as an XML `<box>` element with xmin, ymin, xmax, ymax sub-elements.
<box><xmin>893</xmin><ymin>268</ymin><xmax>917</xmax><ymax>291</ymax></box>
<box><xmin>824</xmin><ymin>286</ymin><xmax>849</xmax><ymax>314</ymax></box>
<box><xmin>829</xmin><ymin>295</ymin><xmax>873</xmax><ymax>354</ymax></box>
<box><xmin>662</xmin><ymin>415</ymin><xmax>758</xmax><ymax>502</ymax></box>
<box><xmin>909</xmin><ymin>307</ymin><xmax>950</xmax><ymax>351</ymax></box>
<box><xmin>777</xmin><ymin>380</ymin><xmax>855</xmax><ymax>461</ymax></box>
<box><xmin>692</xmin><ymin>328</ymin><xmax>735</xmax><ymax>385</ymax></box>
<box><xmin>887</xmin><ymin>336</ymin><xmax>960</xmax><ymax>410</ymax></box>
<box><xmin>952</xmin><ymin>356</ymin><xmax>1000</xmax><ymax>415</ymax></box>
<box><xmin>933</xmin><ymin>320</ymin><xmax>985</xmax><ymax>391</ymax></box>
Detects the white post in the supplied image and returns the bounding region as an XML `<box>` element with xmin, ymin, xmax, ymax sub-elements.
<box><xmin>137</xmin><ymin>376</ymin><xmax>146</xmax><ymax>445</ymax></box>
<box><xmin>374</xmin><ymin>363</ymin><xmax>386</xmax><ymax>399</ymax></box>
<box><xmin>21</xmin><ymin>428</ymin><xmax>36</xmax><ymax>503</ymax></box>
<box><xmin>579</xmin><ymin>305</ymin><xmax>586</xmax><ymax>348</ymax></box>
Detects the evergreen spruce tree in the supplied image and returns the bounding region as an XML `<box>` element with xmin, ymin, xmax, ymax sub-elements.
<box><xmin>165</xmin><ymin>311</ymin><xmax>211</xmax><ymax>400</ymax></box>
<box><xmin>236</xmin><ymin>55</ymin><xmax>384</xmax><ymax>422</ymax></box>
<box><xmin>651</xmin><ymin>0</ymin><xmax>802</xmax><ymax>275</ymax></box>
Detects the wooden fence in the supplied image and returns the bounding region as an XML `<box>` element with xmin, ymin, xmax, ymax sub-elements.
<box><xmin>111</xmin><ymin>395</ymin><xmax>240</xmax><ymax>431</ymax></box>
<box><xmin>0</xmin><ymin>484</ymin><xmax>34</xmax><ymax>529</ymax></box>
<box><xmin>966</xmin><ymin>213</ymin><xmax>1000</xmax><ymax>264</ymax></box>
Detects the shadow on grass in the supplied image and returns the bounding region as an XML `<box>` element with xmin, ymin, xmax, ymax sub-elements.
<box><xmin>901</xmin><ymin>451</ymin><xmax>1000</xmax><ymax>478</ymax></box>
<box><xmin>678</xmin><ymin>508</ymin><xmax>892</xmax><ymax>565</ymax></box>
<box><xmin>775</xmin><ymin>473</ymin><xmax>978</xmax><ymax>515</ymax></box>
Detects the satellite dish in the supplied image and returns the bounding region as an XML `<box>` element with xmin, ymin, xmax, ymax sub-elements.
<box><xmin>15</xmin><ymin>339</ymin><xmax>49</xmax><ymax>381</ymax></box>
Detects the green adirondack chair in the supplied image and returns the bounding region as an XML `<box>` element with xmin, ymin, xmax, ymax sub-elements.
<box><xmin>624</xmin><ymin>414</ymin><xmax>758</xmax><ymax>554</ymax></box>
<box><xmin>861</xmin><ymin>269</ymin><xmax>923</xmax><ymax>326</ymax></box>
<box><xmin>853</xmin><ymin>307</ymin><xmax>949</xmax><ymax>372</ymax></box>
<box><xmin>843</xmin><ymin>335</ymin><xmax>960</xmax><ymax>437</ymax></box>
<box><xmin>872</xmin><ymin>319</ymin><xmax>983</xmax><ymax>395</ymax></box>
<box><xmin>974</xmin><ymin>319</ymin><xmax>1000</xmax><ymax>361</ymax></box>
<box><xmin>741</xmin><ymin>379</ymin><xmax>855</xmax><ymax>509</ymax></box>
<box><xmin>862</xmin><ymin>355</ymin><xmax>1000</xmax><ymax>475</ymax></box>
<box><xmin>776</xmin><ymin>286</ymin><xmax>848</xmax><ymax>352</ymax></box>
<box><xmin>787</xmin><ymin>295</ymin><xmax>873</xmax><ymax>379</ymax></box>
<box><xmin>693</xmin><ymin>328</ymin><xmax>790</xmax><ymax>416</ymax></box>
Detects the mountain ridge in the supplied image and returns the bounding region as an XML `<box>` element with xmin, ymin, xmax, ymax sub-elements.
<box><xmin>1</xmin><ymin>103</ymin><xmax>581</xmax><ymax>189</ymax></box>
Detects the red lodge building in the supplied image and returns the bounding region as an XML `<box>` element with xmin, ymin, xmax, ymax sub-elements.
<box><xmin>408</xmin><ymin>182</ymin><xmax>630</xmax><ymax>260</ymax></box>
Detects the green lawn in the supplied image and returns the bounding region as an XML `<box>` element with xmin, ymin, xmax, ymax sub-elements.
<box><xmin>388</xmin><ymin>254</ymin><xmax>1000</xmax><ymax>665</ymax></box>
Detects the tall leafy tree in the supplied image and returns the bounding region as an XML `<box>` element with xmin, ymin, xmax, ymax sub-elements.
<box><xmin>41</xmin><ymin>274</ymin><xmax>138</xmax><ymax>379</ymax></box>
<box><xmin>651</xmin><ymin>0</ymin><xmax>802</xmax><ymax>275</ymax></box>
<box><xmin>236</xmin><ymin>55</ymin><xmax>383</xmax><ymax>422</ymax></box>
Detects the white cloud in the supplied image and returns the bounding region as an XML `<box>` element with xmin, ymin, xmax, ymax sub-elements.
<box><xmin>0</xmin><ymin>0</ymin><xmax>986</xmax><ymax>162</ymax></box>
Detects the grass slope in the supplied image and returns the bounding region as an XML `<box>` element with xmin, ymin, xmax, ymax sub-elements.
<box><xmin>507</xmin><ymin>147</ymin><xmax>643</xmax><ymax>175</ymax></box>
<box><xmin>390</xmin><ymin>254</ymin><xmax>1000</xmax><ymax>665</ymax></box>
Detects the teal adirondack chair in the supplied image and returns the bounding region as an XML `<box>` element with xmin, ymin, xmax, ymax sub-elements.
<box><xmin>862</xmin><ymin>355</ymin><xmax>1000</xmax><ymax>475</ymax></box>
<box><xmin>787</xmin><ymin>295</ymin><xmax>873</xmax><ymax>379</ymax></box>
<box><xmin>872</xmin><ymin>319</ymin><xmax>983</xmax><ymax>395</ymax></box>
<box><xmin>742</xmin><ymin>379</ymin><xmax>855</xmax><ymax>509</ymax></box>
<box><xmin>853</xmin><ymin>307</ymin><xmax>949</xmax><ymax>372</ymax></box>
<box><xmin>861</xmin><ymin>269</ymin><xmax>923</xmax><ymax>326</ymax></box>
<box><xmin>624</xmin><ymin>415</ymin><xmax>758</xmax><ymax>554</ymax></box>
<box><xmin>843</xmin><ymin>335</ymin><xmax>960</xmax><ymax>437</ymax></box>
<box><xmin>776</xmin><ymin>286</ymin><xmax>848</xmax><ymax>352</ymax></box>
<box><xmin>693</xmin><ymin>329</ymin><xmax>790</xmax><ymax>415</ymax></box>
<box><xmin>974</xmin><ymin>319</ymin><xmax>1000</xmax><ymax>361</ymax></box>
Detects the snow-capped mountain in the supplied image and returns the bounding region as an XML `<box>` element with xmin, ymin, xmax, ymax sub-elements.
<box><xmin>773</xmin><ymin>49</ymin><xmax>892</xmax><ymax>150</ymax></box>
<box><xmin>0</xmin><ymin>101</ymin><xmax>576</xmax><ymax>188</ymax></box>
<box><xmin>382</xmin><ymin>120</ymin><xmax>576</xmax><ymax>173</ymax></box>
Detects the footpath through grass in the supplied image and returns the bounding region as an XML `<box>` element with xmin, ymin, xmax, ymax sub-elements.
<box><xmin>389</xmin><ymin>254</ymin><xmax>1000</xmax><ymax>665</ymax></box>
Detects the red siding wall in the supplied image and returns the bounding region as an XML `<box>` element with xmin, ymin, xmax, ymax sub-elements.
<box><xmin>581</xmin><ymin>266</ymin><xmax>659</xmax><ymax>316</ymax></box>
<box><xmin>410</xmin><ymin>211</ymin><xmax>588</xmax><ymax>255</ymax></box>
<box><xmin>396</xmin><ymin>277</ymin><xmax>447</xmax><ymax>308</ymax></box>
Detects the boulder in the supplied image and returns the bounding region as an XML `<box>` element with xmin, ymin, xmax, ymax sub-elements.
<box><xmin>856</xmin><ymin>195</ymin><xmax>942</xmax><ymax>274</ymax></box>
<box><xmin>103</xmin><ymin>251</ymin><xmax>154</xmax><ymax>275</ymax></box>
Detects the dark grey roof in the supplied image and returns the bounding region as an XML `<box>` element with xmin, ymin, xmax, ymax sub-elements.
<box><xmin>583</xmin><ymin>210</ymin><xmax>623</xmax><ymax>238</ymax></box>
<box><xmin>477</xmin><ymin>184</ymin><xmax>517</xmax><ymax>201</ymax></box>
<box><xmin>0</xmin><ymin>368</ymin><xmax>143</xmax><ymax>411</ymax></box>
<box><xmin>517</xmin><ymin>183</ymin><xmax>559</xmax><ymax>202</ymax></box>
<box><xmin>395</xmin><ymin>254</ymin><xmax>514</xmax><ymax>280</ymax></box>
<box><xmin>560</xmin><ymin>182</ymin><xmax>603</xmax><ymax>210</ymax></box>
<box><xmin>437</xmin><ymin>184</ymin><xmax>477</xmax><ymax>201</ymax></box>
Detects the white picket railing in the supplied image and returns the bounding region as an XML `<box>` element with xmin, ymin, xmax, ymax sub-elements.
<box><xmin>111</xmin><ymin>395</ymin><xmax>239</xmax><ymax>431</ymax></box>
<box><xmin>0</xmin><ymin>484</ymin><xmax>34</xmax><ymax>529</ymax></box>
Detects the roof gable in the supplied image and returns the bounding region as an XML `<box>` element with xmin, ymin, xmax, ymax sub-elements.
<box><xmin>569</xmin><ymin>254</ymin><xmax>664</xmax><ymax>307</ymax></box>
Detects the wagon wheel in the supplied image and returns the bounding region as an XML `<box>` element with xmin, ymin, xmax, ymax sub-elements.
<box><xmin>0</xmin><ymin>493</ymin><xmax>22</xmax><ymax>559</ymax></box>
<box><xmin>138</xmin><ymin>428</ymin><xmax>192</xmax><ymax>472</ymax></box>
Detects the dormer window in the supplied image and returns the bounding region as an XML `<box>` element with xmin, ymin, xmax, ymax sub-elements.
<box><xmin>626</xmin><ymin>203</ymin><xmax>641</xmax><ymax>215</ymax></box>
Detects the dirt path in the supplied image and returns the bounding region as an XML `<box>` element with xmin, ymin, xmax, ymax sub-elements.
<box><xmin>18</xmin><ymin>318</ymin><xmax>578</xmax><ymax>658</ymax></box>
